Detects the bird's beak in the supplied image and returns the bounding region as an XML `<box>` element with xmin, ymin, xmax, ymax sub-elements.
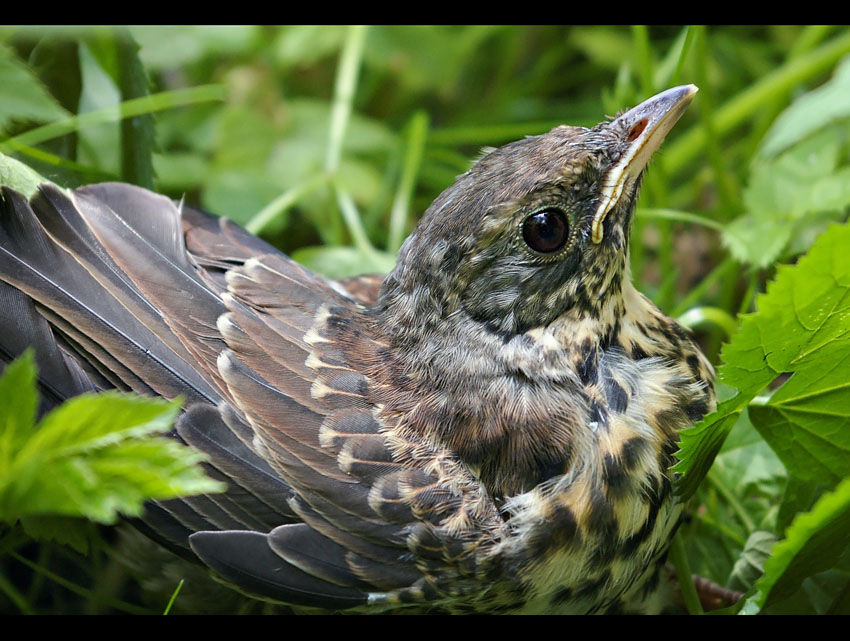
<box><xmin>590</xmin><ymin>84</ymin><xmax>698</xmax><ymax>244</ymax></box>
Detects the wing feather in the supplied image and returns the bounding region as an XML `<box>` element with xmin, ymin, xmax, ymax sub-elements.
<box><xmin>0</xmin><ymin>182</ymin><xmax>501</xmax><ymax>611</ymax></box>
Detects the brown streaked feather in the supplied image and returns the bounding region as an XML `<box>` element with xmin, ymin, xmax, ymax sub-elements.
<box><xmin>175</xmin><ymin>405</ymin><xmax>299</xmax><ymax>527</ymax></box>
<box><xmin>0</xmin><ymin>180</ymin><xmax>624</xmax><ymax>611</ymax></box>
<box><xmin>67</xmin><ymin>185</ymin><xmax>231</xmax><ymax>395</ymax></box>
<box><xmin>336</xmin><ymin>273</ymin><xmax>384</xmax><ymax>305</ymax></box>
<box><xmin>216</xmin><ymin>350</ymin><xmax>352</xmax><ymax>479</ymax></box>
<box><xmin>0</xmin><ymin>187</ymin><xmax>218</xmax><ymax>405</ymax></box>
<box><xmin>216</xmin><ymin>308</ymin><xmax>318</xmax><ymax>409</ymax></box>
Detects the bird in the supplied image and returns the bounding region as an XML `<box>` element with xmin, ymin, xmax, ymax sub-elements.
<box><xmin>0</xmin><ymin>85</ymin><xmax>714</xmax><ymax>614</ymax></box>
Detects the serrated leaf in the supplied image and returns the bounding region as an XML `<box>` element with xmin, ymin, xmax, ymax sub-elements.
<box><xmin>19</xmin><ymin>514</ymin><xmax>94</xmax><ymax>554</ymax></box>
<box><xmin>749</xmin><ymin>404</ymin><xmax>850</xmax><ymax>485</ymax></box>
<box><xmin>0</xmin><ymin>350</ymin><xmax>39</xmax><ymax>459</ymax></box>
<box><xmin>746</xmin><ymin>226</ymin><xmax>850</xmax><ymax>485</ymax></box>
<box><xmin>0</xmin><ymin>354</ymin><xmax>224</xmax><ymax>527</ymax></box>
<box><xmin>676</xmin><ymin>222</ymin><xmax>850</xmax><ymax>497</ymax></box>
<box><xmin>722</xmin><ymin>214</ymin><xmax>793</xmax><ymax>268</ymax></box>
<box><xmin>23</xmin><ymin>392</ymin><xmax>181</xmax><ymax>457</ymax></box>
<box><xmin>740</xmin><ymin>475</ymin><xmax>850</xmax><ymax>613</ymax></box>
<box><xmin>19</xmin><ymin>438</ymin><xmax>215</xmax><ymax>523</ymax></box>
<box><xmin>674</xmin><ymin>309</ymin><xmax>777</xmax><ymax>497</ymax></box>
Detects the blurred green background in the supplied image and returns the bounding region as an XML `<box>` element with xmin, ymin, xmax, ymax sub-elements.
<box><xmin>3</xmin><ymin>26</ymin><xmax>849</xmax><ymax>323</ymax></box>
<box><xmin>3</xmin><ymin>25</ymin><xmax>850</xmax><ymax>614</ymax></box>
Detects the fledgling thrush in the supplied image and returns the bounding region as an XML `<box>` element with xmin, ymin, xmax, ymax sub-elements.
<box><xmin>0</xmin><ymin>85</ymin><xmax>714</xmax><ymax>613</ymax></box>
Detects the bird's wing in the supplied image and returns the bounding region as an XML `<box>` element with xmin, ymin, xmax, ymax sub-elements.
<box><xmin>0</xmin><ymin>182</ymin><xmax>503</xmax><ymax>610</ymax></box>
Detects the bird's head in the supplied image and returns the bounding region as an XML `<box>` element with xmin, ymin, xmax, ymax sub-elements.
<box><xmin>370</xmin><ymin>87</ymin><xmax>699</xmax><ymax>496</ymax></box>
<box><xmin>378</xmin><ymin>85</ymin><xmax>697</xmax><ymax>343</ymax></box>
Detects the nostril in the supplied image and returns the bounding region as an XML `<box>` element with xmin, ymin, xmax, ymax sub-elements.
<box><xmin>626</xmin><ymin>118</ymin><xmax>648</xmax><ymax>143</ymax></box>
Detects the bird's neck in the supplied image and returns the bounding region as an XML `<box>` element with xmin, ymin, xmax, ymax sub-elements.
<box><xmin>371</xmin><ymin>281</ymin><xmax>642</xmax><ymax>501</ymax></box>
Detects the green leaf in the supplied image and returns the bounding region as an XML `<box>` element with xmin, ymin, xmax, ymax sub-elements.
<box><xmin>0</xmin><ymin>354</ymin><xmax>224</xmax><ymax>528</ymax></box>
<box><xmin>675</xmin><ymin>221</ymin><xmax>850</xmax><ymax>497</ymax></box>
<box><xmin>723</xmin><ymin>126</ymin><xmax>850</xmax><ymax>267</ymax></box>
<box><xmin>273</xmin><ymin>26</ymin><xmax>346</xmax><ymax>69</ymax></box>
<box><xmin>22</xmin><ymin>392</ymin><xmax>181</xmax><ymax>456</ymax></box>
<box><xmin>727</xmin><ymin>530</ymin><xmax>778</xmax><ymax>593</ymax></box>
<box><xmin>740</xmin><ymin>475</ymin><xmax>850</xmax><ymax>613</ymax></box>
<box><xmin>759</xmin><ymin>54</ymin><xmax>850</xmax><ymax>158</ymax></box>
<box><xmin>291</xmin><ymin>245</ymin><xmax>396</xmax><ymax>280</ymax></box>
<box><xmin>152</xmin><ymin>151</ymin><xmax>209</xmax><ymax>192</ymax></box>
<box><xmin>75</xmin><ymin>41</ymin><xmax>121</xmax><ymax>175</ymax></box>
<box><xmin>0</xmin><ymin>44</ymin><xmax>70</xmax><ymax>133</ymax></box>
<box><xmin>201</xmin><ymin>168</ymin><xmax>284</xmax><ymax>226</ymax></box>
<box><xmin>22</xmin><ymin>438</ymin><xmax>212</xmax><ymax>522</ymax></box>
<box><xmin>19</xmin><ymin>514</ymin><xmax>94</xmax><ymax>554</ymax></box>
<box><xmin>28</xmin><ymin>34</ymin><xmax>83</xmax><ymax>163</ymax></box>
<box><xmin>129</xmin><ymin>26</ymin><xmax>259</xmax><ymax>71</ymax></box>
<box><xmin>749</xmin><ymin>404</ymin><xmax>850</xmax><ymax>486</ymax></box>
<box><xmin>0</xmin><ymin>350</ymin><xmax>39</xmax><ymax>464</ymax></box>
<box><xmin>674</xmin><ymin>307</ymin><xmax>778</xmax><ymax>497</ymax></box>
<box><xmin>777</xmin><ymin>476</ymin><xmax>823</xmax><ymax>534</ymax></box>
<box><xmin>722</xmin><ymin>215</ymin><xmax>792</xmax><ymax>269</ymax></box>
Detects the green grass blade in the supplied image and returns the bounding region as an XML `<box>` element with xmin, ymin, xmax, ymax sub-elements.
<box><xmin>388</xmin><ymin>109</ymin><xmax>429</xmax><ymax>252</ymax></box>
<box><xmin>0</xmin><ymin>84</ymin><xmax>225</xmax><ymax>154</ymax></box>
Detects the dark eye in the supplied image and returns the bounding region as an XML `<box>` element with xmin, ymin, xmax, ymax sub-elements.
<box><xmin>522</xmin><ymin>209</ymin><xmax>570</xmax><ymax>254</ymax></box>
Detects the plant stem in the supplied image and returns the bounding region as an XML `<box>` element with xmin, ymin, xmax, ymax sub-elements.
<box><xmin>388</xmin><ymin>110</ymin><xmax>429</xmax><ymax>253</ymax></box>
<box><xmin>246</xmin><ymin>173</ymin><xmax>330</xmax><ymax>235</ymax></box>
<box><xmin>0</xmin><ymin>85</ymin><xmax>225</xmax><ymax>154</ymax></box>
<box><xmin>10</xmin><ymin>551</ymin><xmax>153</xmax><ymax>614</ymax></box>
<box><xmin>637</xmin><ymin>207</ymin><xmax>725</xmax><ymax>231</ymax></box>
<box><xmin>671</xmin><ymin>26</ymin><xmax>697</xmax><ymax>87</ymax></box>
<box><xmin>0</xmin><ymin>570</ymin><xmax>34</xmax><ymax>614</ymax></box>
<box><xmin>163</xmin><ymin>579</ymin><xmax>184</xmax><ymax>615</ymax></box>
<box><xmin>671</xmin><ymin>533</ymin><xmax>704</xmax><ymax>615</ymax></box>
<box><xmin>334</xmin><ymin>182</ymin><xmax>376</xmax><ymax>255</ymax></box>
<box><xmin>325</xmin><ymin>25</ymin><xmax>368</xmax><ymax>175</ymax></box>
<box><xmin>677</xmin><ymin>306</ymin><xmax>740</xmax><ymax>339</ymax></box>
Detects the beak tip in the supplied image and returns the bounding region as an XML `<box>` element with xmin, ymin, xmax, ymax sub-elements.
<box><xmin>662</xmin><ymin>84</ymin><xmax>699</xmax><ymax>109</ymax></box>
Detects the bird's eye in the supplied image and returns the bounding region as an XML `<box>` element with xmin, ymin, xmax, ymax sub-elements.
<box><xmin>522</xmin><ymin>209</ymin><xmax>570</xmax><ymax>254</ymax></box>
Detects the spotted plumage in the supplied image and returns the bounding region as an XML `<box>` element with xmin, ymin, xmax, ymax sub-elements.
<box><xmin>0</xmin><ymin>86</ymin><xmax>713</xmax><ymax>613</ymax></box>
